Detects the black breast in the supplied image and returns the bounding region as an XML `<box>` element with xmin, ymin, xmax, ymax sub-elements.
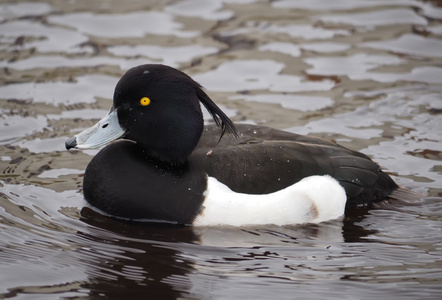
<box><xmin>83</xmin><ymin>140</ymin><xmax>207</xmax><ymax>224</ymax></box>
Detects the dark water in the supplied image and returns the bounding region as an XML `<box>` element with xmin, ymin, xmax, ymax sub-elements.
<box><xmin>1</xmin><ymin>0</ymin><xmax>441</xmax><ymax>299</ymax></box>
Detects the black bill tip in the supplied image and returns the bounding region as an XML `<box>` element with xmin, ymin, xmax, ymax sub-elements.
<box><xmin>65</xmin><ymin>137</ymin><xmax>77</xmax><ymax>150</ymax></box>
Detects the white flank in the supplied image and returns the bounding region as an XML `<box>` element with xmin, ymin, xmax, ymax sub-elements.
<box><xmin>193</xmin><ymin>175</ymin><xmax>346</xmax><ymax>226</ymax></box>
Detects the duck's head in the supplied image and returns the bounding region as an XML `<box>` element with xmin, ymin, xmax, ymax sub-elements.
<box><xmin>65</xmin><ymin>64</ymin><xmax>237</xmax><ymax>163</ymax></box>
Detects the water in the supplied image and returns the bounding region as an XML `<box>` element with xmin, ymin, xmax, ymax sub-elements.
<box><xmin>1</xmin><ymin>0</ymin><xmax>441</xmax><ymax>299</ymax></box>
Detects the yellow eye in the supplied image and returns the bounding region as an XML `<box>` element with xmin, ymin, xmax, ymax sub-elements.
<box><xmin>140</xmin><ymin>97</ymin><xmax>151</xmax><ymax>106</ymax></box>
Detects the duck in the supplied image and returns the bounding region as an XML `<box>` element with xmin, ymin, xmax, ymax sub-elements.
<box><xmin>66</xmin><ymin>64</ymin><xmax>401</xmax><ymax>226</ymax></box>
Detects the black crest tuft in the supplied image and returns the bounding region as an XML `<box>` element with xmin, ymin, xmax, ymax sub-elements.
<box><xmin>194</xmin><ymin>84</ymin><xmax>239</xmax><ymax>140</ymax></box>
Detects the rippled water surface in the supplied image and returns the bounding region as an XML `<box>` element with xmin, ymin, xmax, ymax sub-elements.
<box><xmin>1</xmin><ymin>0</ymin><xmax>441</xmax><ymax>299</ymax></box>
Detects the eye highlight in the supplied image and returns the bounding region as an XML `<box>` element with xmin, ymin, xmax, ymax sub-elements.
<box><xmin>140</xmin><ymin>97</ymin><xmax>151</xmax><ymax>106</ymax></box>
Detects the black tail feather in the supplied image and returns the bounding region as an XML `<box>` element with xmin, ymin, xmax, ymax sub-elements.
<box><xmin>388</xmin><ymin>187</ymin><xmax>424</xmax><ymax>202</ymax></box>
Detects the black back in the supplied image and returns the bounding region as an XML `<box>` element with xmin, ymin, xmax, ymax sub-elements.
<box><xmin>189</xmin><ymin>124</ymin><xmax>398</xmax><ymax>208</ymax></box>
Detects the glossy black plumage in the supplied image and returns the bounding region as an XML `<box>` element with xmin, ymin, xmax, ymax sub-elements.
<box><xmin>70</xmin><ymin>64</ymin><xmax>400</xmax><ymax>223</ymax></box>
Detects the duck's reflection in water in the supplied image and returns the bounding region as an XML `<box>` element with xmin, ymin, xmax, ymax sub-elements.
<box><xmin>77</xmin><ymin>207</ymin><xmax>197</xmax><ymax>299</ymax></box>
<box><xmin>77</xmin><ymin>205</ymin><xmax>374</xmax><ymax>298</ymax></box>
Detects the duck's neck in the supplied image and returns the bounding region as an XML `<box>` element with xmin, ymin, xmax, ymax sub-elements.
<box><xmin>139</xmin><ymin>145</ymin><xmax>189</xmax><ymax>165</ymax></box>
<box><xmin>129</xmin><ymin>118</ymin><xmax>204</xmax><ymax>164</ymax></box>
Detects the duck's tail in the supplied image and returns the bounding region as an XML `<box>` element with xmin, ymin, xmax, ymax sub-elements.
<box><xmin>388</xmin><ymin>186</ymin><xmax>424</xmax><ymax>202</ymax></box>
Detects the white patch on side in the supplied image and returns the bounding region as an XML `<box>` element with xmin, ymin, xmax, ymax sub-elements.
<box><xmin>193</xmin><ymin>175</ymin><xmax>346</xmax><ymax>227</ymax></box>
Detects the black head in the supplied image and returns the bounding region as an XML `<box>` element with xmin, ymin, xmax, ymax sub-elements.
<box><xmin>113</xmin><ymin>64</ymin><xmax>237</xmax><ymax>163</ymax></box>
